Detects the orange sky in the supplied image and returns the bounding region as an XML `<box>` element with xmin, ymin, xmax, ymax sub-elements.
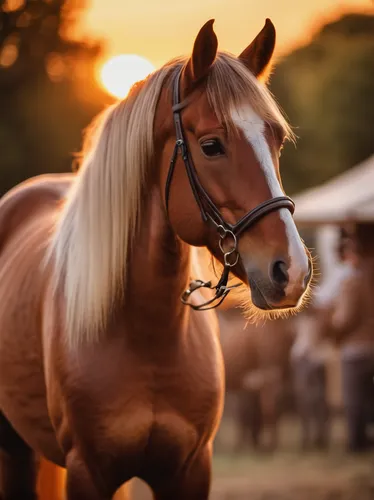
<box><xmin>78</xmin><ymin>0</ymin><xmax>373</xmax><ymax>67</ymax></box>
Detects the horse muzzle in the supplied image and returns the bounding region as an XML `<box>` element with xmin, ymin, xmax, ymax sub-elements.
<box><xmin>245</xmin><ymin>254</ymin><xmax>312</xmax><ymax>311</ymax></box>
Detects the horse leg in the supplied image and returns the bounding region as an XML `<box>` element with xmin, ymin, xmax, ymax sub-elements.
<box><xmin>342</xmin><ymin>358</ymin><xmax>370</xmax><ymax>452</ymax></box>
<box><xmin>299</xmin><ymin>393</ymin><xmax>313</xmax><ymax>451</ymax></box>
<box><xmin>0</xmin><ymin>412</ymin><xmax>38</xmax><ymax>500</ymax></box>
<box><xmin>293</xmin><ymin>359</ymin><xmax>312</xmax><ymax>450</ymax></box>
<box><xmin>234</xmin><ymin>392</ymin><xmax>251</xmax><ymax>453</ymax></box>
<box><xmin>152</xmin><ymin>446</ymin><xmax>211</xmax><ymax>500</ymax></box>
<box><xmin>65</xmin><ymin>449</ymin><xmax>130</xmax><ymax>500</ymax></box>
<box><xmin>235</xmin><ymin>421</ymin><xmax>250</xmax><ymax>454</ymax></box>
<box><xmin>268</xmin><ymin>409</ymin><xmax>279</xmax><ymax>452</ymax></box>
<box><xmin>260</xmin><ymin>389</ymin><xmax>278</xmax><ymax>452</ymax></box>
<box><xmin>313</xmin><ymin>364</ymin><xmax>329</xmax><ymax>449</ymax></box>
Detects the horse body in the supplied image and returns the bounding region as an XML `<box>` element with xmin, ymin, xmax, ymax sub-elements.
<box><xmin>0</xmin><ymin>18</ymin><xmax>312</xmax><ymax>499</ymax></box>
<box><xmin>0</xmin><ymin>176</ymin><xmax>71</xmax><ymax>465</ymax></box>
<box><xmin>45</xmin><ymin>196</ymin><xmax>223</xmax><ymax>495</ymax></box>
<box><xmin>0</xmin><ymin>175</ymin><xmax>223</xmax><ymax>498</ymax></box>
<box><xmin>220</xmin><ymin>310</ymin><xmax>293</xmax><ymax>451</ymax></box>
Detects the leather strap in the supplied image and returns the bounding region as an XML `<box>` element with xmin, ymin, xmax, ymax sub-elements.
<box><xmin>165</xmin><ymin>68</ymin><xmax>295</xmax><ymax>238</ymax></box>
<box><xmin>165</xmin><ymin>68</ymin><xmax>296</xmax><ymax>310</ymax></box>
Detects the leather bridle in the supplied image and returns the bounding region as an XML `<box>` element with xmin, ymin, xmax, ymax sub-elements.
<box><xmin>165</xmin><ymin>68</ymin><xmax>295</xmax><ymax>311</ymax></box>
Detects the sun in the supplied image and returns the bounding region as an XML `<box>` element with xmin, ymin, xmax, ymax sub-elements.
<box><xmin>100</xmin><ymin>54</ymin><xmax>155</xmax><ymax>99</ymax></box>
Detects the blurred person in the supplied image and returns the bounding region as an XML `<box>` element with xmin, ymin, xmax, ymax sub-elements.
<box><xmin>290</xmin><ymin>227</ymin><xmax>358</xmax><ymax>451</ymax></box>
<box><xmin>314</xmin><ymin>227</ymin><xmax>357</xmax><ymax>310</ymax></box>
<box><xmin>328</xmin><ymin>231</ymin><xmax>374</xmax><ymax>452</ymax></box>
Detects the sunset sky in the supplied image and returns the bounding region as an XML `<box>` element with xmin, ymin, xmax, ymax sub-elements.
<box><xmin>79</xmin><ymin>0</ymin><xmax>373</xmax><ymax>68</ymax></box>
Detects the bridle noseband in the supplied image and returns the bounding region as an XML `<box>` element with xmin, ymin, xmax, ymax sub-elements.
<box><xmin>165</xmin><ymin>69</ymin><xmax>295</xmax><ymax>311</ymax></box>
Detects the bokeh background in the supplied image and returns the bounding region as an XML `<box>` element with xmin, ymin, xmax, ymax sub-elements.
<box><xmin>1</xmin><ymin>0</ymin><xmax>374</xmax><ymax>499</ymax></box>
<box><xmin>1</xmin><ymin>0</ymin><xmax>373</xmax><ymax>199</ymax></box>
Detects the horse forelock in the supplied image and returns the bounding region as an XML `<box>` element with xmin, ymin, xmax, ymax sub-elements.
<box><xmin>47</xmin><ymin>51</ymin><xmax>295</xmax><ymax>348</ymax></box>
<box><xmin>205</xmin><ymin>53</ymin><xmax>294</xmax><ymax>143</ymax></box>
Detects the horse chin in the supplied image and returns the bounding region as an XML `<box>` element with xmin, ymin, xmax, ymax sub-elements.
<box><xmin>247</xmin><ymin>278</ymin><xmax>277</xmax><ymax>311</ymax></box>
<box><xmin>230</xmin><ymin>275</ymin><xmax>307</xmax><ymax>324</ymax></box>
<box><xmin>250</xmin><ymin>291</ymin><xmax>273</xmax><ymax>311</ymax></box>
<box><xmin>250</xmin><ymin>291</ymin><xmax>296</xmax><ymax>312</ymax></box>
<box><xmin>249</xmin><ymin>279</ymin><xmax>287</xmax><ymax>311</ymax></box>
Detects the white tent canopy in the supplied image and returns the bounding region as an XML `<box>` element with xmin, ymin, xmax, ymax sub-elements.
<box><xmin>293</xmin><ymin>154</ymin><xmax>374</xmax><ymax>226</ymax></box>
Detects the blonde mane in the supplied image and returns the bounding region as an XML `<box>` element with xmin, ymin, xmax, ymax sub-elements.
<box><xmin>49</xmin><ymin>52</ymin><xmax>294</xmax><ymax>347</ymax></box>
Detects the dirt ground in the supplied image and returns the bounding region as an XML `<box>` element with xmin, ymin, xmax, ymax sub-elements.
<box><xmin>129</xmin><ymin>451</ymin><xmax>374</xmax><ymax>500</ymax></box>
<box><xmin>210</xmin><ymin>452</ymin><xmax>374</xmax><ymax>500</ymax></box>
<box><xmin>127</xmin><ymin>415</ymin><xmax>374</xmax><ymax>500</ymax></box>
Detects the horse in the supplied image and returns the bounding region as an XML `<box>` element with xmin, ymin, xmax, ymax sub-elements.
<box><xmin>219</xmin><ymin>310</ymin><xmax>294</xmax><ymax>452</ymax></box>
<box><xmin>290</xmin><ymin>306</ymin><xmax>331</xmax><ymax>450</ymax></box>
<box><xmin>0</xmin><ymin>18</ymin><xmax>312</xmax><ymax>499</ymax></box>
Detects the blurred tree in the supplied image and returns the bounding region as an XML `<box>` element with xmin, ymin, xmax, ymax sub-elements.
<box><xmin>271</xmin><ymin>13</ymin><xmax>374</xmax><ymax>195</ymax></box>
<box><xmin>0</xmin><ymin>0</ymin><xmax>112</xmax><ymax>194</ymax></box>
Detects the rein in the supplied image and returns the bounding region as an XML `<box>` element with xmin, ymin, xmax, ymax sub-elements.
<box><xmin>165</xmin><ymin>69</ymin><xmax>295</xmax><ymax>311</ymax></box>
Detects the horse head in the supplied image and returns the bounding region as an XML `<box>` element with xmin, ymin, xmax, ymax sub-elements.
<box><xmin>155</xmin><ymin>19</ymin><xmax>312</xmax><ymax>313</ymax></box>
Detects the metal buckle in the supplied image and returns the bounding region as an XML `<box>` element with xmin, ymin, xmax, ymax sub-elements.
<box><xmin>217</xmin><ymin>227</ymin><xmax>237</xmax><ymax>253</ymax></box>
<box><xmin>217</xmin><ymin>226</ymin><xmax>239</xmax><ymax>268</ymax></box>
<box><xmin>224</xmin><ymin>251</ymin><xmax>239</xmax><ymax>267</ymax></box>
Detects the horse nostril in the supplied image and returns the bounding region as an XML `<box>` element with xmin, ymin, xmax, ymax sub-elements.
<box><xmin>304</xmin><ymin>260</ymin><xmax>313</xmax><ymax>287</ymax></box>
<box><xmin>270</xmin><ymin>260</ymin><xmax>289</xmax><ymax>288</ymax></box>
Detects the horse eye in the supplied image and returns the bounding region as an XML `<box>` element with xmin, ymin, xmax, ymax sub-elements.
<box><xmin>201</xmin><ymin>139</ymin><xmax>225</xmax><ymax>157</ymax></box>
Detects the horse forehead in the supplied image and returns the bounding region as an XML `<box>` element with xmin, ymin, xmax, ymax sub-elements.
<box><xmin>230</xmin><ymin>105</ymin><xmax>278</xmax><ymax>165</ymax></box>
<box><xmin>185</xmin><ymin>94</ymin><xmax>221</xmax><ymax>130</ymax></box>
<box><xmin>231</xmin><ymin>105</ymin><xmax>266</xmax><ymax>139</ymax></box>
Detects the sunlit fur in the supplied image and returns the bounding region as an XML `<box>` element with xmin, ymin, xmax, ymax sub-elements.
<box><xmin>191</xmin><ymin>246</ymin><xmax>317</xmax><ymax>326</ymax></box>
<box><xmin>48</xmin><ymin>52</ymin><xmax>296</xmax><ymax>348</ymax></box>
<box><xmin>231</xmin><ymin>252</ymin><xmax>317</xmax><ymax>326</ymax></box>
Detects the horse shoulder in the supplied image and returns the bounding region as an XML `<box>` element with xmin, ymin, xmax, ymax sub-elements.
<box><xmin>0</xmin><ymin>173</ymin><xmax>75</xmax><ymax>248</ymax></box>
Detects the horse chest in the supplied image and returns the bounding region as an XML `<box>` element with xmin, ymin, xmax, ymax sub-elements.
<box><xmin>141</xmin><ymin>412</ymin><xmax>200</xmax><ymax>480</ymax></box>
<box><xmin>53</xmin><ymin>336</ymin><xmax>223</xmax><ymax>478</ymax></box>
<box><xmin>146</xmin><ymin>331</ymin><xmax>224</xmax><ymax>428</ymax></box>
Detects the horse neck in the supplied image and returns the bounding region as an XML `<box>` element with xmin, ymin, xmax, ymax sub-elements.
<box><xmin>124</xmin><ymin>185</ymin><xmax>191</xmax><ymax>334</ymax></box>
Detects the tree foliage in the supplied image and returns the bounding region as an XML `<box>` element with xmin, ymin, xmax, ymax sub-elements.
<box><xmin>1</xmin><ymin>8</ymin><xmax>373</xmax><ymax>198</ymax></box>
<box><xmin>271</xmin><ymin>13</ymin><xmax>374</xmax><ymax>195</ymax></box>
<box><xmin>0</xmin><ymin>0</ymin><xmax>111</xmax><ymax>194</ymax></box>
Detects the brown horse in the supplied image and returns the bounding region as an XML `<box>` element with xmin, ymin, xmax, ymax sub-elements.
<box><xmin>0</xmin><ymin>18</ymin><xmax>312</xmax><ymax>500</ymax></box>
<box><xmin>220</xmin><ymin>311</ymin><xmax>294</xmax><ymax>452</ymax></box>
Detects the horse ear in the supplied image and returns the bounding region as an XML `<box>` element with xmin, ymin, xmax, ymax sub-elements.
<box><xmin>184</xmin><ymin>19</ymin><xmax>218</xmax><ymax>91</ymax></box>
<box><xmin>238</xmin><ymin>18</ymin><xmax>276</xmax><ymax>79</ymax></box>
